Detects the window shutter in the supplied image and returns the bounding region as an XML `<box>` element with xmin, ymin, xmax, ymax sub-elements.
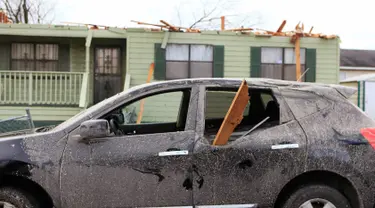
<box><xmin>0</xmin><ymin>43</ymin><xmax>10</xmax><ymax>70</ymax></box>
<box><xmin>305</xmin><ymin>48</ymin><xmax>316</xmax><ymax>82</ymax></box>
<box><xmin>213</xmin><ymin>45</ymin><xmax>224</xmax><ymax>77</ymax></box>
<box><xmin>58</xmin><ymin>44</ymin><xmax>70</xmax><ymax>72</ymax></box>
<box><xmin>154</xmin><ymin>43</ymin><xmax>166</xmax><ymax>80</ymax></box>
<box><xmin>250</xmin><ymin>47</ymin><xmax>261</xmax><ymax>77</ymax></box>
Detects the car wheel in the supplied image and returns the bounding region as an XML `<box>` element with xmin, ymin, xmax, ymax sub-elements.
<box><xmin>282</xmin><ymin>184</ymin><xmax>352</xmax><ymax>208</ymax></box>
<box><xmin>0</xmin><ymin>187</ymin><xmax>39</xmax><ymax>208</ymax></box>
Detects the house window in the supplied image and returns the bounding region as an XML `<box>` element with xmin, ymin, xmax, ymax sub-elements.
<box><xmin>11</xmin><ymin>43</ymin><xmax>59</xmax><ymax>71</ymax></box>
<box><xmin>165</xmin><ymin>44</ymin><xmax>213</xmax><ymax>79</ymax></box>
<box><xmin>261</xmin><ymin>47</ymin><xmax>306</xmax><ymax>81</ymax></box>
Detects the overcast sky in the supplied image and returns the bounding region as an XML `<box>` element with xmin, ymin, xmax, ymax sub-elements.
<box><xmin>52</xmin><ymin>0</ymin><xmax>372</xmax><ymax>50</ymax></box>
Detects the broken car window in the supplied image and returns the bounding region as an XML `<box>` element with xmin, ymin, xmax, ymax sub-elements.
<box><xmin>204</xmin><ymin>88</ymin><xmax>280</xmax><ymax>143</ymax></box>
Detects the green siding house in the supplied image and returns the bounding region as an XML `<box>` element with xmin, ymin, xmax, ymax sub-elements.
<box><xmin>0</xmin><ymin>23</ymin><xmax>340</xmax><ymax>126</ymax></box>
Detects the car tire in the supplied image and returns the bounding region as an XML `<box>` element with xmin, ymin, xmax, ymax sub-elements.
<box><xmin>0</xmin><ymin>186</ymin><xmax>40</xmax><ymax>208</ymax></box>
<box><xmin>281</xmin><ymin>184</ymin><xmax>352</xmax><ymax>208</ymax></box>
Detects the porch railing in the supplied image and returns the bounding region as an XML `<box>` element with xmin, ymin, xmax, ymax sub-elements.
<box><xmin>0</xmin><ymin>71</ymin><xmax>85</xmax><ymax>106</ymax></box>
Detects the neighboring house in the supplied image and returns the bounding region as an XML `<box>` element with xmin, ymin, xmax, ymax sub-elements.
<box><xmin>340</xmin><ymin>73</ymin><xmax>375</xmax><ymax>120</ymax></box>
<box><xmin>340</xmin><ymin>49</ymin><xmax>375</xmax><ymax>120</ymax></box>
<box><xmin>0</xmin><ymin>23</ymin><xmax>340</xmax><ymax>127</ymax></box>
<box><xmin>340</xmin><ymin>49</ymin><xmax>375</xmax><ymax>81</ymax></box>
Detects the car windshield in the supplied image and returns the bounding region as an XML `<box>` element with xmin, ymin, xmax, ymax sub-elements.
<box><xmin>52</xmin><ymin>93</ymin><xmax>122</xmax><ymax>131</ymax></box>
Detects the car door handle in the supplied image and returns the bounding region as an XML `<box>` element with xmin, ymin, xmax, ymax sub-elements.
<box><xmin>158</xmin><ymin>150</ymin><xmax>189</xmax><ymax>157</ymax></box>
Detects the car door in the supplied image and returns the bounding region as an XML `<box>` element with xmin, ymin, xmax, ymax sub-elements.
<box><xmin>60</xmin><ymin>86</ymin><xmax>198</xmax><ymax>208</ymax></box>
<box><xmin>192</xmin><ymin>85</ymin><xmax>307</xmax><ymax>207</ymax></box>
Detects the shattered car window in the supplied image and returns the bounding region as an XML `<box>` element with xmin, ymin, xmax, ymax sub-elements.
<box><xmin>205</xmin><ymin>91</ymin><xmax>250</xmax><ymax>119</ymax></box>
<box><xmin>204</xmin><ymin>88</ymin><xmax>280</xmax><ymax>143</ymax></box>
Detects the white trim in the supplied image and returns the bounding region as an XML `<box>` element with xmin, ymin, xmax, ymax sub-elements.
<box><xmin>139</xmin><ymin>206</ymin><xmax>193</xmax><ymax>208</ymax></box>
<box><xmin>271</xmin><ymin>144</ymin><xmax>299</xmax><ymax>150</ymax></box>
<box><xmin>142</xmin><ymin>205</ymin><xmax>257</xmax><ymax>208</ymax></box>
<box><xmin>158</xmin><ymin>150</ymin><xmax>189</xmax><ymax>156</ymax></box>
<box><xmin>197</xmin><ymin>204</ymin><xmax>257</xmax><ymax>208</ymax></box>
<box><xmin>340</xmin><ymin>66</ymin><xmax>375</xmax><ymax>71</ymax></box>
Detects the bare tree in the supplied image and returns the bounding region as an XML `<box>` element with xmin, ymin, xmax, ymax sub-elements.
<box><xmin>173</xmin><ymin>0</ymin><xmax>263</xmax><ymax>30</ymax></box>
<box><xmin>0</xmin><ymin>0</ymin><xmax>56</xmax><ymax>24</ymax></box>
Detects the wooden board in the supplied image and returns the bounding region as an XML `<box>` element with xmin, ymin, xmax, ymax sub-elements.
<box><xmin>136</xmin><ymin>63</ymin><xmax>155</xmax><ymax>124</ymax></box>
<box><xmin>213</xmin><ymin>80</ymin><xmax>250</xmax><ymax>145</ymax></box>
<box><xmin>295</xmin><ymin>37</ymin><xmax>301</xmax><ymax>81</ymax></box>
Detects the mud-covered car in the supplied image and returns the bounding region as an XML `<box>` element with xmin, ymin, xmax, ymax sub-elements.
<box><xmin>0</xmin><ymin>78</ymin><xmax>375</xmax><ymax>208</ymax></box>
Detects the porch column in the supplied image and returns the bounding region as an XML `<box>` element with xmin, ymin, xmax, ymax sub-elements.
<box><xmin>82</xmin><ymin>29</ymin><xmax>93</xmax><ymax>108</ymax></box>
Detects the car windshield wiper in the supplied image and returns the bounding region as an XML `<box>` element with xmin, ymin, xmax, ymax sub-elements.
<box><xmin>237</xmin><ymin>116</ymin><xmax>270</xmax><ymax>140</ymax></box>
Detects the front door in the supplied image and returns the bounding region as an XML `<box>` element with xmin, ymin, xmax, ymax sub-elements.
<box><xmin>61</xmin><ymin>87</ymin><xmax>197</xmax><ymax>208</ymax></box>
<box><xmin>94</xmin><ymin>47</ymin><xmax>122</xmax><ymax>104</ymax></box>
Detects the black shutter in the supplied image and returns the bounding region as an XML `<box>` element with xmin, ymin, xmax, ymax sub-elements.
<box><xmin>58</xmin><ymin>44</ymin><xmax>70</xmax><ymax>72</ymax></box>
<box><xmin>0</xmin><ymin>43</ymin><xmax>10</xmax><ymax>70</ymax></box>
<box><xmin>213</xmin><ymin>45</ymin><xmax>224</xmax><ymax>77</ymax></box>
<box><xmin>305</xmin><ymin>48</ymin><xmax>316</xmax><ymax>82</ymax></box>
<box><xmin>154</xmin><ymin>43</ymin><xmax>166</xmax><ymax>80</ymax></box>
<box><xmin>250</xmin><ymin>47</ymin><xmax>261</xmax><ymax>77</ymax></box>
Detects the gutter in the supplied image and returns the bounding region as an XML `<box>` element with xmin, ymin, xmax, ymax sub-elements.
<box><xmin>341</xmin><ymin>66</ymin><xmax>375</xmax><ymax>71</ymax></box>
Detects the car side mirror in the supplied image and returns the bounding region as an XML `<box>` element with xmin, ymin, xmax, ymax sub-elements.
<box><xmin>79</xmin><ymin>119</ymin><xmax>111</xmax><ymax>139</ymax></box>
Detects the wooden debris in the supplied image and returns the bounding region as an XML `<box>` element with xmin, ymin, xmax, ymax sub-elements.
<box><xmin>136</xmin><ymin>63</ymin><xmax>155</xmax><ymax>124</ymax></box>
<box><xmin>225</xmin><ymin>27</ymin><xmax>254</xmax><ymax>32</ymax></box>
<box><xmin>277</xmin><ymin>20</ymin><xmax>287</xmax><ymax>33</ymax></box>
<box><xmin>221</xmin><ymin>16</ymin><xmax>225</xmax><ymax>31</ymax></box>
<box><xmin>309</xmin><ymin>26</ymin><xmax>314</xmax><ymax>34</ymax></box>
<box><xmin>128</xmin><ymin>19</ymin><xmax>337</xmax><ymax>40</ymax></box>
<box><xmin>160</xmin><ymin>20</ymin><xmax>180</xmax><ymax>32</ymax></box>
<box><xmin>295</xmin><ymin>37</ymin><xmax>301</xmax><ymax>81</ymax></box>
<box><xmin>131</xmin><ymin>20</ymin><xmax>167</xmax><ymax>28</ymax></box>
<box><xmin>213</xmin><ymin>80</ymin><xmax>250</xmax><ymax>146</ymax></box>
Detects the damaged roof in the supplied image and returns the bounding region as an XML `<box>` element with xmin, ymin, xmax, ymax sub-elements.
<box><xmin>0</xmin><ymin>19</ymin><xmax>338</xmax><ymax>40</ymax></box>
<box><xmin>340</xmin><ymin>49</ymin><xmax>375</xmax><ymax>68</ymax></box>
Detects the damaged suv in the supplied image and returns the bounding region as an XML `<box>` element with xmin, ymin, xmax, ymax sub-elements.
<box><xmin>0</xmin><ymin>78</ymin><xmax>375</xmax><ymax>208</ymax></box>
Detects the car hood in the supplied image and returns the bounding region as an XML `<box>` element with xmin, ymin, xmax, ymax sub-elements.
<box><xmin>0</xmin><ymin>125</ymin><xmax>56</xmax><ymax>139</ymax></box>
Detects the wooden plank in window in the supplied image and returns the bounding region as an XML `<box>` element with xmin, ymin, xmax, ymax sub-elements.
<box><xmin>213</xmin><ymin>80</ymin><xmax>250</xmax><ymax>146</ymax></box>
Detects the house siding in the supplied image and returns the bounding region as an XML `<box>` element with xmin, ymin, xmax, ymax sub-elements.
<box><xmin>127</xmin><ymin>31</ymin><xmax>339</xmax><ymax>87</ymax></box>
<box><xmin>341</xmin><ymin>70</ymin><xmax>375</xmax><ymax>80</ymax></box>
<box><xmin>0</xmin><ymin>29</ymin><xmax>340</xmax><ymax>124</ymax></box>
<box><xmin>126</xmin><ymin>31</ymin><xmax>339</xmax><ymax>122</ymax></box>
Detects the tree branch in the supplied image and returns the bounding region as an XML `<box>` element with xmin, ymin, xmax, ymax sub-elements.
<box><xmin>1</xmin><ymin>0</ymin><xmax>55</xmax><ymax>24</ymax></box>
<box><xmin>22</xmin><ymin>0</ymin><xmax>29</xmax><ymax>23</ymax></box>
<box><xmin>189</xmin><ymin>3</ymin><xmax>218</xmax><ymax>29</ymax></box>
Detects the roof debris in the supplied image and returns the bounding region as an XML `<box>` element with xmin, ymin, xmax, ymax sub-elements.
<box><xmin>130</xmin><ymin>19</ymin><xmax>337</xmax><ymax>39</ymax></box>
<box><xmin>1</xmin><ymin>16</ymin><xmax>338</xmax><ymax>40</ymax></box>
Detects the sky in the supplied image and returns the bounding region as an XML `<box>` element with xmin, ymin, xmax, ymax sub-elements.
<box><xmin>51</xmin><ymin>0</ymin><xmax>373</xmax><ymax>50</ymax></box>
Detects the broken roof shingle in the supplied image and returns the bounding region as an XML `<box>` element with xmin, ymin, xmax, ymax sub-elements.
<box><xmin>341</xmin><ymin>49</ymin><xmax>375</xmax><ymax>67</ymax></box>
